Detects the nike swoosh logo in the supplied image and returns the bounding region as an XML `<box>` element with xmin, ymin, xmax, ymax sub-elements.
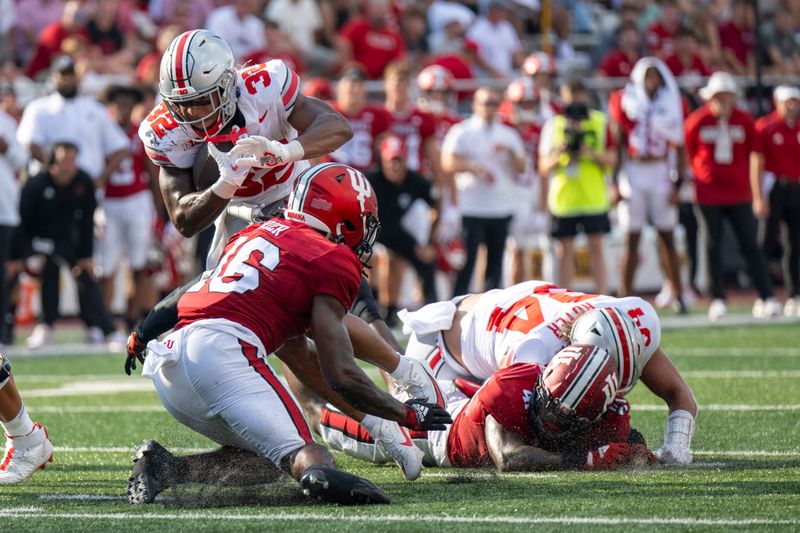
<box><xmin>399</xmin><ymin>427</ymin><xmax>413</xmax><ymax>447</ymax></box>
<box><xmin>259</xmin><ymin>110</ymin><xmax>269</xmax><ymax>122</ymax></box>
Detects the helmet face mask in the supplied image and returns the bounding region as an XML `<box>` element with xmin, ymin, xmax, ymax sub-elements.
<box><xmin>159</xmin><ymin>30</ymin><xmax>238</xmax><ymax>140</ymax></box>
<box><xmin>530</xmin><ymin>377</ymin><xmax>597</xmax><ymax>442</ymax></box>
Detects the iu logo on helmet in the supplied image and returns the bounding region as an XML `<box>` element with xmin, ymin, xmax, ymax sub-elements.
<box><xmin>347</xmin><ymin>168</ymin><xmax>372</xmax><ymax>212</ymax></box>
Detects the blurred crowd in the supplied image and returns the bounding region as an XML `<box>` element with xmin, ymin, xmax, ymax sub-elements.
<box><xmin>0</xmin><ymin>0</ymin><xmax>799</xmax><ymax>347</ymax></box>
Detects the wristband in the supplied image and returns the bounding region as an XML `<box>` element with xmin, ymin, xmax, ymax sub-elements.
<box><xmin>211</xmin><ymin>178</ymin><xmax>238</xmax><ymax>199</ymax></box>
<box><xmin>285</xmin><ymin>140</ymin><xmax>305</xmax><ymax>161</ymax></box>
<box><xmin>662</xmin><ymin>409</ymin><xmax>695</xmax><ymax>449</ymax></box>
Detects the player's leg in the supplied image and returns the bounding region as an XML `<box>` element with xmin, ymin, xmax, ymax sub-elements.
<box><xmin>454</xmin><ymin>216</ymin><xmax>484</xmax><ymax>296</ymax></box>
<box><xmin>551</xmin><ymin>215</ymin><xmax>577</xmax><ymax>288</ymax></box>
<box><xmin>783</xmin><ymin>188</ymin><xmax>800</xmax><ymax>310</ymax></box>
<box><xmin>96</xmin><ymin>198</ymin><xmax>124</xmax><ymax>312</ymax></box>
<box><xmin>656</xmin><ymin>229</ymin><xmax>685</xmax><ymax>312</ymax></box>
<box><xmin>619</xmin><ymin>231</ymin><xmax>640</xmax><ymax>297</ymax></box>
<box><xmin>124</xmin><ymin>192</ymin><xmax>157</xmax><ymax>329</ymax></box>
<box><xmin>483</xmin><ymin>216</ymin><xmax>511</xmax><ymax>291</ymax></box>
<box><xmin>651</xmin><ymin>174</ymin><xmax>685</xmax><ymax>312</ymax></box>
<box><xmin>726</xmin><ymin>203</ymin><xmax>775</xmax><ymax>305</ymax></box>
<box><xmin>0</xmin><ymin>354</ymin><xmax>54</xmax><ymax>484</ymax></box>
<box><xmin>617</xmin><ymin>180</ymin><xmax>644</xmax><ymax>296</ymax></box>
<box><xmin>584</xmin><ymin>214</ymin><xmax>610</xmax><ymax>294</ymax></box>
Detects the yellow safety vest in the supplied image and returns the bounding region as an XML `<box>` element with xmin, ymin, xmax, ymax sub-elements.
<box><xmin>547</xmin><ymin>110</ymin><xmax>610</xmax><ymax>217</ymax></box>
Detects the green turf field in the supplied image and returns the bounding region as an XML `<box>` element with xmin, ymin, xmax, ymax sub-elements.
<box><xmin>1</xmin><ymin>323</ymin><xmax>799</xmax><ymax>531</ymax></box>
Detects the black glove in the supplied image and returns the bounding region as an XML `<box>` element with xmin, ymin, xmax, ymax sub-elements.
<box><xmin>124</xmin><ymin>331</ymin><xmax>146</xmax><ymax>376</ymax></box>
<box><xmin>402</xmin><ymin>399</ymin><xmax>453</xmax><ymax>431</ymax></box>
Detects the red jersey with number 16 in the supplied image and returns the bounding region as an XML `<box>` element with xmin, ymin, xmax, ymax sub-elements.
<box><xmin>176</xmin><ymin>218</ymin><xmax>362</xmax><ymax>353</ymax></box>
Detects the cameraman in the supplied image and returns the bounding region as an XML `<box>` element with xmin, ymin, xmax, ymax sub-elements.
<box><xmin>538</xmin><ymin>78</ymin><xmax>617</xmax><ymax>293</ymax></box>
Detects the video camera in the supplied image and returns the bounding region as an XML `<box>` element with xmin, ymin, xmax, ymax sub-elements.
<box><xmin>563</xmin><ymin>102</ymin><xmax>590</xmax><ymax>154</ymax></box>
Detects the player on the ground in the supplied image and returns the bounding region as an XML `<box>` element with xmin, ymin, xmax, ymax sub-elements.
<box><xmin>294</xmin><ymin>344</ymin><xmax>655</xmax><ymax>472</ymax></box>
<box><xmin>0</xmin><ymin>352</ymin><xmax>54</xmax><ymax>484</ymax></box>
<box><xmin>128</xmin><ymin>163</ymin><xmax>452</xmax><ymax>505</ymax></box>
<box><xmin>398</xmin><ymin>280</ymin><xmax>697</xmax><ymax>465</ymax></box>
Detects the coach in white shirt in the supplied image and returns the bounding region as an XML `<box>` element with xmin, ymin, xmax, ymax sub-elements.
<box><xmin>205</xmin><ymin>0</ymin><xmax>267</xmax><ymax>62</ymax></box>
<box><xmin>442</xmin><ymin>87</ymin><xmax>527</xmax><ymax>295</ymax></box>
<box><xmin>16</xmin><ymin>57</ymin><xmax>129</xmax><ymax>185</ymax></box>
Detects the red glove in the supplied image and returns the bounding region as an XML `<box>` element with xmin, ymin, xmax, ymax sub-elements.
<box><xmin>584</xmin><ymin>443</ymin><xmax>634</xmax><ymax>470</ymax></box>
<box><xmin>124</xmin><ymin>331</ymin><xmax>147</xmax><ymax>376</ymax></box>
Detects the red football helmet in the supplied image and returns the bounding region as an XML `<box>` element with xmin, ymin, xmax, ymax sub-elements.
<box><xmin>522</xmin><ymin>52</ymin><xmax>556</xmax><ymax>77</ymax></box>
<box><xmin>417</xmin><ymin>65</ymin><xmax>454</xmax><ymax>92</ymax></box>
<box><xmin>285</xmin><ymin>163</ymin><xmax>380</xmax><ymax>263</ymax></box>
<box><xmin>531</xmin><ymin>344</ymin><xmax>619</xmax><ymax>441</ymax></box>
<box><xmin>569</xmin><ymin>307</ymin><xmax>645</xmax><ymax>394</ymax></box>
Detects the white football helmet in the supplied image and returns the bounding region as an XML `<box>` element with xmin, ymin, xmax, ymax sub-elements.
<box><xmin>159</xmin><ymin>29</ymin><xmax>238</xmax><ymax>140</ymax></box>
<box><xmin>569</xmin><ymin>307</ymin><xmax>645</xmax><ymax>394</ymax></box>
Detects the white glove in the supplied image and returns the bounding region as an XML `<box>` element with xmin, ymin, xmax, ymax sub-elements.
<box><xmin>231</xmin><ymin>135</ymin><xmax>304</xmax><ymax>169</ymax></box>
<box><xmin>208</xmin><ymin>142</ymin><xmax>256</xmax><ymax>199</ymax></box>
<box><xmin>655</xmin><ymin>409</ymin><xmax>695</xmax><ymax>465</ymax></box>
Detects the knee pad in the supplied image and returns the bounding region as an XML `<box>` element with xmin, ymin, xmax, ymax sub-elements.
<box><xmin>350</xmin><ymin>278</ymin><xmax>382</xmax><ymax>324</ymax></box>
<box><xmin>0</xmin><ymin>353</ymin><xmax>11</xmax><ymax>388</ymax></box>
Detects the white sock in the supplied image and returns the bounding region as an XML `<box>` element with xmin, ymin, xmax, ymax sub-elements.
<box><xmin>389</xmin><ymin>356</ymin><xmax>412</xmax><ymax>381</ymax></box>
<box><xmin>2</xmin><ymin>405</ymin><xmax>35</xmax><ymax>437</ymax></box>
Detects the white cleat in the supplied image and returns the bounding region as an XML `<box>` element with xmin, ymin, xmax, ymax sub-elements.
<box><xmin>392</xmin><ymin>358</ymin><xmax>446</xmax><ymax>407</ymax></box>
<box><xmin>784</xmin><ymin>297</ymin><xmax>800</xmax><ymax>318</ymax></box>
<box><xmin>0</xmin><ymin>423</ymin><xmax>54</xmax><ymax>484</ymax></box>
<box><xmin>373</xmin><ymin>419</ymin><xmax>423</xmax><ymax>481</ymax></box>
<box><xmin>708</xmin><ymin>299</ymin><xmax>727</xmax><ymax>322</ymax></box>
<box><xmin>753</xmin><ymin>298</ymin><xmax>782</xmax><ymax>319</ymax></box>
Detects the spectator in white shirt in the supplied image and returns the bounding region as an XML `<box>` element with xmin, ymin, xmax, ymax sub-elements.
<box><xmin>16</xmin><ymin>56</ymin><xmax>129</xmax><ymax>185</ymax></box>
<box><xmin>205</xmin><ymin>0</ymin><xmax>267</xmax><ymax>62</ymax></box>
<box><xmin>466</xmin><ymin>0</ymin><xmax>524</xmax><ymax>78</ymax></box>
<box><xmin>265</xmin><ymin>0</ymin><xmax>337</xmax><ymax>73</ymax></box>
<box><xmin>0</xmin><ymin>99</ymin><xmax>28</xmax><ymax>347</ymax></box>
<box><xmin>441</xmin><ymin>87</ymin><xmax>527</xmax><ymax>295</ymax></box>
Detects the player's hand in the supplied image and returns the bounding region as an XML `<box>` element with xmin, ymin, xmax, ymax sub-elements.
<box><xmin>630</xmin><ymin>443</ymin><xmax>658</xmax><ymax>465</ymax></box>
<box><xmin>655</xmin><ymin>444</ymin><xmax>692</xmax><ymax>465</ymax></box>
<box><xmin>207</xmin><ymin>141</ymin><xmax>256</xmax><ymax>199</ymax></box>
<box><xmin>124</xmin><ymin>331</ymin><xmax>146</xmax><ymax>376</ymax></box>
<box><xmin>584</xmin><ymin>443</ymin><xmax>634</xmax><ymax>470</ymax></box>
<box><xmin>752</xmin><ymin>197</ymin><xmax>769</xmax><ymax>220</ymax></box>
<box><xmin>231</xmin><ymin>135</ymin><xmax>304</xmax><ymax>168</ymax></box>
<box><xmin>402</xmin><ymin>399</ymin><xmax>453</xmax><ymax>431</ymax></box>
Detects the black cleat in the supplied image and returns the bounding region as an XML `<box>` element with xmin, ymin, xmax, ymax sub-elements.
<box><xmin>127</xmin><ymin>440</ymin><xmax>183</xmax><ymax>504</ymax></box>
<box><xmin>299</xmin><ymin>465</ymin><xmax>390</xmax><ymax>505</ymax></box>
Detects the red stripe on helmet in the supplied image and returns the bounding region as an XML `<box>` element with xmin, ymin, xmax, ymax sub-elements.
<box><xmin>606</xmin><ymin>310</ymin><xmax>631</xmax><ymax>387</ymax></box>
<box><xmin>173</xmin><ymin>30</ymin><xmax>195</xmax><ymax>89</ymax></box>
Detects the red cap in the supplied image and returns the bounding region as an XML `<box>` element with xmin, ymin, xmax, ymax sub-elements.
<box><xmin>380</xmin><ymin>135</ymin><xmax>407</xmax><ymax>160</ymax></box>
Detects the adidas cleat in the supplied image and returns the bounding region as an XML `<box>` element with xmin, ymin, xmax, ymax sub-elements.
<box><xmin>300</xmin><ymin>464</ymin><xmax>390</xmax><ymax>505</ymax></box>
<box><xmin>392</xmin><ymin>358</ymin><xmax>446</xmax><ymax>407</ymax></box>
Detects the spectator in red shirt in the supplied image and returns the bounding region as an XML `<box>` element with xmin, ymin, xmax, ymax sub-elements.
<box><xmin>717</xmin><ymin>0</ymin><xmax>755</xmax><ymax>75</ymax></box>
<box><xmin>754</xmin><ymin>86</ymin><xmax>800</xmax><ymax>316</ymax></box>
<box><xmin>336</xmin><ymin>0</ymin><xmax>405</xmax><ymax>79</ymax></box>
<box><xmin>664</xmin><ymin>28</ymin><xmax>712</xmax><ymax>79</ymax></box>
<box><xmin>598</xmin><ymin>24</ymin><xmax>642</xmax><ymax>78</ymax></box>
<box><xmin>645</xmin><ymin>0</ymin><xmax>682</xmax><ymax>58</ymax></box>
<box><xmin>26</xmin><ymin>0</ymin><xmax>88</xmax><ymax>79</ymax></box>
<box><xmin>684</xmin><ymin>72</ymin><xmax>778</xmax><ymax>321</ymax></box>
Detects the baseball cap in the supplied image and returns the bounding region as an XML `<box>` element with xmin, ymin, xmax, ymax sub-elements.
<box><xmin>380</xmin><ymin>136</ymin><xmax>407</xmax><ymax>160</ymax></box>
<box><xmin>774</xmin><ymin>85</ymin><xmax>800</xmax><ymax>102</ymax></box>
<box><xmin>699</xmin><ymin>71</ymin><xmax>739</xmax><ymax>100</ymax></box>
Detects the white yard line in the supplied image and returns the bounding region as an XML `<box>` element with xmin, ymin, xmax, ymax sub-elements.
<box><xmin>35</xmin><ymin>405</ymin><xmax>163</xmax><ymax>414</ymax></box>
<box><xmin>22</xmin><ymin>381</ymin><xmax>153</xmax><ymax>397</ymax></box>
<box><xmin>667</xmin><ymin>347</ymin><xmax>799</xmax><ymax>357</ymax></box>
<box><xmin>682</xmin><ymin>370</ymin><xmax>800</xmax><ymax>378</ymax></box>
<box><xmin>1</xmin><ymin>508</ymin><xmax>797</xmax><ymax>526</ymax></box>
<box><xmin>635</xmin><ymin>404</ymin><xmax>800</xmax><ymax>412</ymax></box>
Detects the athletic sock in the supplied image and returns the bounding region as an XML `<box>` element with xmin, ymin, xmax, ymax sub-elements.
<box><xmin>389</xmin><ymin>356</ymin><xmax>412</xmax><ymax>382</ymax></box>
<box><xmin>2</xmin><ymin>405</ymin><xmax>35</xmax><ymax>438</ymax></box>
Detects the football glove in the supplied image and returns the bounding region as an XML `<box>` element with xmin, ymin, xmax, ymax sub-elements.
<box><xmin>231</xmin><ymin>135</ymin><xmax>304</xmax><ymax>169</ymax></box>
<box><xmin>584</xmin><ymin>443</ymin><xmax>634</xmax><ymax>470</ymax></box>
<box><xmin>208</xmin><ymin>142</ymin><xmax>257</xmax><ymax>199</ymax></box>
<box><xmin>402</xmin><ymin>399</ymin><xmax>453</xmax><ymax>431</ymax></box>
<box><xmin>124</xmin><ymin>331</ymin><xmax>147</xmax><ymax>376</ymax></box>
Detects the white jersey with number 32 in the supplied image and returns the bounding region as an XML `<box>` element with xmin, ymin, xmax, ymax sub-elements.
<box><xmin>459</xmin><ymin>280</ymin><xmax>661</xmax><ymax>380</ymax></box>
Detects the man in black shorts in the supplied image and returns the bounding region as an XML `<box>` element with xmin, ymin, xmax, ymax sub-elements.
<box><xmin>367</xmin><ymin>136</ymin><xmax>440</xmax><ymax>323</ymax></box>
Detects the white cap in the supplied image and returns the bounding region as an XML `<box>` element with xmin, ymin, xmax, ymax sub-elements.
<box><xmin>774</xmin><ymin>85</ymin><xmax>800</xmax><ymax>102</ymax></box>
<box><xmin>699</xmin><ymin>71</ymin><xmax>739</xmax><ymax>100</ymax></box>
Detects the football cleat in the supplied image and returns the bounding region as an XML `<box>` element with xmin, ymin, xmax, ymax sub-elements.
<box><xmin>392</xmin><ymin>358</ymin><xmax>446</xmax><ymax>408</ymax></box>
<box><xmin>0</xmin><ymin>423</ymin><xmax>54</xmax><ymax>484</ymax></box>
<box><xmin>25</xmin><ymin>324</ymin><xmax>53</xmax><ymax>350</ymax></box>
<box><xmin>708</xmin><ymin>299</ymin><xmax>727</xmax><ymax>322</ymax></box>
<box><xmin>299</xmin><ymin>464</ymin><xmax>390</xmax><ymax>505</ymax></box>
<box><xmin>373</xmin><ymin>419</ymin><xmax>423</xmax><ymax>481</ymax></box>
<box><xmin>753</xmin><ymin>298</ymin><xmax>781</xmax><ymax>319</ymax></box>
<box><xmin>127</xmin><ymin>440</ymin><xmax>183</xmax><ymax>504</ymax></box>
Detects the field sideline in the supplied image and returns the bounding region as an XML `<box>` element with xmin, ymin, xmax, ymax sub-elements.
<box><xmin>1</xmin><ymin>322</ymin><xmax>799</xmax><ymax>532</ymax></box>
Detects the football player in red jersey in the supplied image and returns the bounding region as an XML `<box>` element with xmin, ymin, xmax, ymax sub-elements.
<box><xmin>128</xmin><ymin>163</ymin><xmax>452</xmax><ymax>505</ymax></box>
<box><xmin>399</xmin><ymin>280</ymin><xmax>697</xmax><ymax>465</ymax></box>
<box><xmin>416</xmin><ymin>65</ymin><xmax>461</xmax><ymax>146</ymax></box>
<box><xmin>299</xmin><ymin>344</ymin><xmax>655</xmax><ymax>472</ymax></box>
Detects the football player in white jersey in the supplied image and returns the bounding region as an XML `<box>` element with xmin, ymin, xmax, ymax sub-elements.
<box><xmin>399</xmin><ymin>280</ymin><xmax>697</xmax><ymax>465</ymax></box>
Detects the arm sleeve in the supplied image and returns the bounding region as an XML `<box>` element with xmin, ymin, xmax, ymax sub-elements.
<box><xmin>309</xmin><ymin>247</ymin><xmax>362</xmax><ymax>311</ymax></box>
<box><xmin>15</xmin><ymin>102</ymin><xmax>41</xmax><ymax>148</ymax></box>
<box><xmin>77</xmin><ymin>174</ymin><xmax>96</xmax><ymax>259</ymax></box>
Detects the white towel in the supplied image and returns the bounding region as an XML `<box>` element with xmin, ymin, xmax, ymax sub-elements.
<box><xmin>398</xmin><ymin>301</ymin><xmax>458</xmax><ymax>336</ymax></box>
